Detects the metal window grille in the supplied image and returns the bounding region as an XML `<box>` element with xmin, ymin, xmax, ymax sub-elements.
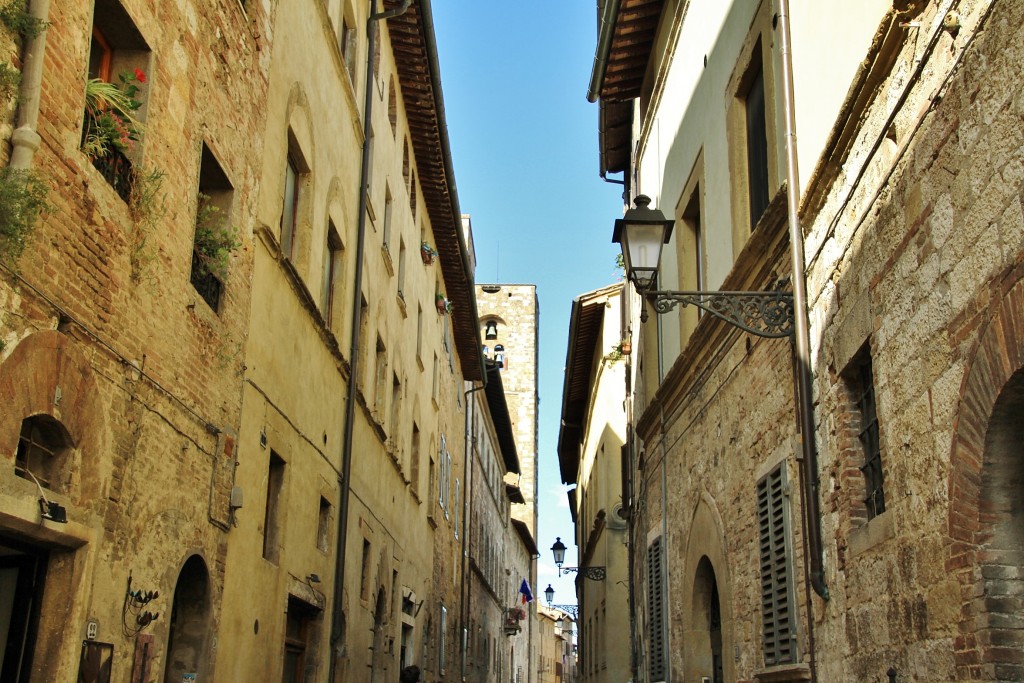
<box><xmin>646</xmin><ymin>537</ymin><xmax>666</xmax><ymax>680</ymax></box>
<box><xmin>853</xmin><ymin>351</ymin><xmax>885</xmax><ymax>518</ymax></box>
<box><xmin>757</xmin><ymin>463</ymin><xmax>796</xmax><ymax>666</ymax></box>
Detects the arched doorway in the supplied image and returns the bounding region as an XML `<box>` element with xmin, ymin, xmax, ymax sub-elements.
<box><xmin>947</xmin><ymin>275</ymin><xmax>1024</xmax><ymax>680</ymax></box>
<box><xmin>164</xmin><ymin>555</ymin><xmax>211</xmax><ymax>683</ymax></box>
<box><xmin>692</xmin><ymin>556</ymin><xmax>724</xmax><ymax>683</ymax></box>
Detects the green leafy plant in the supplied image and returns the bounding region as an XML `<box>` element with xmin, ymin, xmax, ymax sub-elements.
<box><xmin>0</xmin><ymin>62</ymin><xmax>20</xmax><ymax>103</ymax></box>
<box><xmin>193</xmin><ymin>193</ymin><xmax>239</xmax><ymax>281</ymax></box>
<box><xmin>0</xmin><ymin>0</ymin><xmax>48</xmax><ymax>38</ymax></box>
<box><xmin>81</xmin><ymin>69</ymin><xmax>146</xmax><ymax>159</ymax></box>
<box><xmin>128</xmin><ymin>166</ymin><xmax>167</xmax><ymax>281</ymax></box>
<box><xmin>0</xmin><ymin>167</ymin><xmax>49</xmax><ymax>264</ymax></box>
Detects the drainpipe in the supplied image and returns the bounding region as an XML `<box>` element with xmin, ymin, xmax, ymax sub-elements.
<box><xmin>460</xmin><ymin>377</ymin><xmax>487</xmax><ymax>681</ymax></box>
<box><xmin>330</xmin><ymin>2</ymin><xmax>412</xmax><ymax>681</ymax></box>
<box><xmin>8</xmin><ymin>0</ymin><xmax>50</xmax><ymax>170</ymax></box>
<box><xmin>776</xmin><ymin>0</ymin><xmax>829</xmax><ymax>605</ymax></box>
<box><xmin>586</xmin><ymin>0</ymin><xmax>621</xmax><ymax>103</ymax></box>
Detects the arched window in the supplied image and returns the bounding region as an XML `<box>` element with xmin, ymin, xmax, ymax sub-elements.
<box><xmin>16</xmin><ymin>414</ymin><xmax>71</xmax><ymax>491</ymax></box>
<box><xmin>494</xmin><ymin>344</ymin><xmax>505</xmax><ymax>369</ymax></box>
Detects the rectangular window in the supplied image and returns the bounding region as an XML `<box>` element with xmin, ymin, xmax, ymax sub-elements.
<box><xmin>317</xmin><ymin>496</ymin><xmax>331</xmax><ymax>551</ymax></box>
<box><xmin>383</xmin><ymin>185</ymin><xmax>393</xmax><ymax>252</ymax></box>
<box><xmin>428</xmin><ymin>456</ymin><xmax>436</xmax><ymax>522</ymax></box>
<box><xmin>374</xmin><ymin>337</ymin><xmax>388</xmax><ymax>415</ymax></box>
<box><xmin>284</xmin><ymin>597</ymin><xmax>316</xmax><ymax>683</ymax></box>
<box><xmin>84</xmin><ymin>0</ymin><xmax>151</xmax><ymax>202</ymax></box>
<box><xmin>848</xmin><ymin>346</ymin><xmax>885</xmax><ymax>519</ymax></box>
<box><xmin>340</xmin><ymin>16</ymin><xmax>357</xmax><ymax>83</ymax></box>
<box><xmin>757</xmin><ymin>463</ymin><xmax>796</xmax><ymax>666</ymax></box>
<box><xmin>646</xmin><ymin>537</ymin><xmax>665</xmax><ymax>681</ymax></box>
<box><xmin>281</xmin><ymin>154</ymin><xmax>300</xmax><ymax>260</ymax></box>
<box><xmin>191</xmin><ymin>144</ymin><xmax>234</xmax><ymax>312</ymax></box>
<box><xmin>321</xmin><ymin>222</ymin><xmax>344</xmax><ymax>326</ymax></box>
<box><xmin>391</xmin><ymin>373</ymin><xmax>401</xmax><ymax>441</ymax></box>
<box><xmin>438</xmin><ymin>436</ymin><xmax>448</xmax><ymax>510</ymax></box>
<box><xmin>439</xmin><ymin>604</ymin><xmax>448</xmax><ymax>675</ymax></box>
<box><xmin>358</xmin><ymin>297</ymin><xmax>370</xmax><ymax>390</ymax></box>
<box><xmin>263</xmin><ymin>451</ymin><xmax>285</xmax><ymax>563</ymax></box>
<box><xmin>744</xmin><ymin>56</ymin><xmax>769</xmax><ymax>230</ymax></box>
<box><xmin>360</xmin><ymin>539</ymin><xmax>371</xmax><ymax>601</ymax></box>
<box><xmin>453</xmin><ymin>478</ymin><xmax>460</xmax><ymax>539</ymax></box>
<box><xmin>411</xmin><ymin>424</ymin><xmax>421</xmax><ymax>495</ymax></box>
<box><xmin>397</xmin><ymin>239</ymin><xmax>407</xmax><ymax>301</ymax></box>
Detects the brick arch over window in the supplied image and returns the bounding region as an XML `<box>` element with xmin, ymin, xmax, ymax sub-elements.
<box><xmin>948</xmin><ymin>274</ymin><xmax>1024</xmax><ymax>681</ymax></box>
<box><xmin>0</xmin><ymin>330</ymin><xmax>109</xmax><ymax>504</ymax></box>
<box><xmin>680</xmin><ymin>493</ymin><xmax>735</xmax><ymax>683</ymax></box>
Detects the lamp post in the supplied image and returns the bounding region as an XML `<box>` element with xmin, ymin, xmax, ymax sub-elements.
<box><xmin>544</xmin><ymin>584</ymin><xmax>579</xmax><ymax>618</ymax></box>
<box><xmin>612</xmin><ymin>195</ymin><xmax>794</xmax><ymax>336</ymax></box>
<box><xmin>550</xmin><ymin>537</ymin><xmax>606</xmax><ymax>581</ymax></box>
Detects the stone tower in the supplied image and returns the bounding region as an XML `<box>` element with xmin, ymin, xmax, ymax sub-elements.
<box><xmin>476</xmin><ymin>283</ymin><xmax>539</xmax><ymax>538</ymax></box>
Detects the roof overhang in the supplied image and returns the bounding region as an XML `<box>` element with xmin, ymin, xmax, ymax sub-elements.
<box><xmin>587</xmin><ymin>0</ymin><xmax>665</xmax><ymax>176</ymax></box>
<box><xmin>557</xmin><ymin>284</ymin><xmax>622</xmax><ymax>485</ymax></box>
<box><xmin>511</xmin><ymin>518</ymin><xmax>539</xmax><ymax>557</ymax></box>
<box><xmin>484</xmin><ymin>361</ymin><xmax>520</xmax><ymax>474</ymax></box>
<box><xmin>387</xmin><ymin>0</ymin><xmax>483</xmax><ymax>380</ymax></box>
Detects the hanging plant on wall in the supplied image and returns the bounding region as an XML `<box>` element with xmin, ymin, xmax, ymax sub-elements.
<box><xmin>436</xmin><ymin>293</ymin><xmax>452</xmax><ymax>315</ymax></box>
<box><xmin>0</xmin><ymin>0</ymin><xmax>49</xmax><ymax>38</ymax></box>
<box><xmin>0</xmin><ymin>167</ymin><xmax>49</xmax><ymax>265</ymax></box>
<box><xmin>421</xmin><ymin>241</ymin><xmax>438</xmax><ymax>265</ymax></box>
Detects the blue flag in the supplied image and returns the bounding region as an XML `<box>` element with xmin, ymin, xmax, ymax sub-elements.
<box><xmin>519</xmin><ymin>578</ymin><xmax>533</xmax><ymax>604</ymax></box>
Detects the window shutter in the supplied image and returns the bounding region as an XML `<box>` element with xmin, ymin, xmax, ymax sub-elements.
<box><xmin>757</xmin><ymin>463</ymin><xmax>796</xmax><ymax>665</ymax></box>
<box><xmin>646</xmin><ymin>537</ymin><xmax>666</xmax><ymax>680</ymax></box>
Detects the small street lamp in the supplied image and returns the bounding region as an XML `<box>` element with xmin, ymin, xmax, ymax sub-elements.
<box><xmin>613</xmin><ymin>194</ymin><xmax>794</xmax><ymax>336</ymax></box>
<box><xmin>550</xmin><ymin>537</ymin><xmax>606</xmax><ymax>581</ymax></box>
<box><xmin>544</xmin><ymin>584</ymin><xmax>579</xmax><ymax>619</ymax></box>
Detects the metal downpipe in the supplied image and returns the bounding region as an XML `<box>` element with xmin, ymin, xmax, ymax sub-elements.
<box><xmin>8</xmin><ymin>0</ymin><xmax>50</xmax><ymax>170</ymax></box>
<box><xmin>777</xmin><ymin>0</ymin><xmax>829</xmax><ymax>602</ymax></box>
<box><xmin>330</xmin><ymin>2</ymin><xmax>412</xmax><ymax>681</ymax></box>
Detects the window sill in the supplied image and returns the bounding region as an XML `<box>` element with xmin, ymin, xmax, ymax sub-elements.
<box><xmin>755</xmin><ymin>662</ymin><xmax>812</xmax><ymax>682</ymax></box>
<box><xmin>849</xmin><ymin>508</ymin><xmax>895</xmax><ymax>557</ymax></box>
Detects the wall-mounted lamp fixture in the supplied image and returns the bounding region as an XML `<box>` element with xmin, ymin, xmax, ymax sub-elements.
<box><xmin>24</xmin><ymin>468</ymin><xmax>67</xmax><ymax>524</ymax></box>
<box><xmin>613</xmin><ymin>195</ymin><xmax>793</xmax><ymax>335</ymax></box>
<box><xmin>550</xmin><ymin>537</ymin><xmax>605</xmax><ymax>581</ymax></box>
<box><xmin>544</xmin><ymin>584</ymin><xmax>579</xmax><ymax>618</ymax></box>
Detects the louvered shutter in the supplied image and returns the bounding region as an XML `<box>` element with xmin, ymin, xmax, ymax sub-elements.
<box><xmin>758</xmin><ymin>464</ymin><xmax>796</xmax><ymax>665</ymax></box>
<box><xmin>646</xmin><ymin>537</ymin><xmax>666</xmax><ymax>680</ymax></box>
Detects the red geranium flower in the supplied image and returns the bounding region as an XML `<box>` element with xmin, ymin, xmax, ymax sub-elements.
<box><xmin>134</xmin><ymin>68</ymin><xmax>146</xmax><ymax>83</ymax></box>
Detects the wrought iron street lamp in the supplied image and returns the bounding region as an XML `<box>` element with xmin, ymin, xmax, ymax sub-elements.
<box><xmin>612</xmin><ymin>191</ymin><xmax>828</xmax><ymax>600</ymax></box>
<box><xmin>544</xmin><ymin>584</ymin><xmax>579</xmax><ymax>618</ymax></box>
<box><xmin>550</xmin><ymin>537</ymin><xmax>606</xmax><ymax>581</ymax></box>
<box><xmin>613</xmin><ymin>195</ymin><xmax>794</xmax><ymax>337</ymax></box>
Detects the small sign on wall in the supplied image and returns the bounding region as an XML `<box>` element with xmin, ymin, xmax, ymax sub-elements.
<box><xmin>182</xmin><ymin>675</ymin><xmax>197</xmax><ymax>682</ymax></box>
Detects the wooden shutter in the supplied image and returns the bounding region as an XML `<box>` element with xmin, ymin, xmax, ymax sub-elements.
<box><xmin>646</xmin><ymin>537</ymin><xmax>666</xmax><ymax>680</ymax></box>
<box><xmin>757</xmin><ymin>463</ymin><xmax>796</xmax><ymax>665</ymax></box>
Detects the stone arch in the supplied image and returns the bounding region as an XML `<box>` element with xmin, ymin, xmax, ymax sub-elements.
<box><xmin>947</xmin><ymin>274</ymin><xmax>1024</xmax><ymax>681</ymax></box>
<box><xmin>0</xmin><ymin>330</ymin><xmax>110</xmax><ymax>505</ymax></box>
<box><xmin>680</xmin><ymin>492</ymin><xmax>734</xmax><ymax>683</ymax></box>
<box><xmin>163</xmin><ymin>554</ymin><xmax>212</xmax><ymax>683</ymax></box>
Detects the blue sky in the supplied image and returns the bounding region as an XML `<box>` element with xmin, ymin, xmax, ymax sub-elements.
<box><xmin>432</xmin><ymin>2</ymin><xmax>625</xmax><ymax>609</ymax></box>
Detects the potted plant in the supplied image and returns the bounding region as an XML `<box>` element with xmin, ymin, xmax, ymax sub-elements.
<box><xmin>81</xmin><ymin>69</ymin><xmax>146</xmax><ymax>200</ymax></box>
<box><xmin>435</xmin><ymin>293</ymin><xmax>451</xmax><ymax>315</ymax></box>
<box><xmin>420</xmin><ymin>241</ymin><xmax>438</xmax><ymax>264</ymax></box>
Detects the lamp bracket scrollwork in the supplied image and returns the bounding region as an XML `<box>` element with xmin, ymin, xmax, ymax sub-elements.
<box><xmin>550</xmin><ymin>604</ymin><xmax>579</xmax><ymax>618</ymax></box>
<box><xmin>644</xmin><ymin>290</ymin><xmax>794</xmax><ymax>338</ymax></box>
<box><xmin>559</xmin><ymin>566</ymin><xmax>607</xmax><ymax>581</ymax></box>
